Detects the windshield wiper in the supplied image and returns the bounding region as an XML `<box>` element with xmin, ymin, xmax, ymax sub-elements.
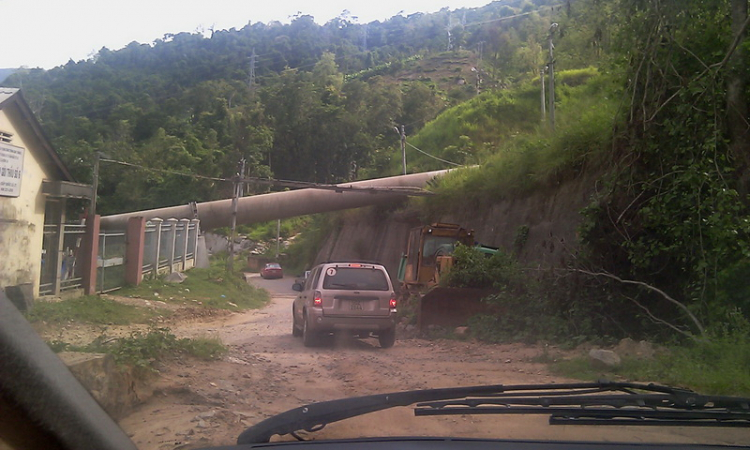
<box><xmin>416</xmin><ymin>382</ymin><xmax>750</xmax><ymax>427</ymax></box>
<box><xmin>237</xmin><ymin>381</ymin><xmax>750</xmax><ymax>444</ymax></box>
<box><xmin>238</xmin><ymin>384</ymin><xmax>506</xmax><ymax>444</ymax></box>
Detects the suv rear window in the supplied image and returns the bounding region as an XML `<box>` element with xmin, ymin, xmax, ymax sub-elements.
<box><xmin>322</xmin><ymin>267</ymin><xmax>389</xmax><ymax>291</ymax></box>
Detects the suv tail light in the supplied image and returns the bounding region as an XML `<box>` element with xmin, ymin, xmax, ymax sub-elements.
<box><xmin>313</xmin><ymin>291</ymin><xmax>322</xmax><ymax>307</ymax></box>
<box><xmin>389</xmin><ymin>296</ymin><xmax>397</xmax><ymax>309</ymax></box>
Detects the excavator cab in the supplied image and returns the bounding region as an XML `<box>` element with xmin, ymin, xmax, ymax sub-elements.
<box><xmin>398</xmin><ymin>223</ymin><xmax>475</xmax><ymax>289</ymax></box>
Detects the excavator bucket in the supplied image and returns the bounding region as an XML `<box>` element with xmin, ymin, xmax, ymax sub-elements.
<box><xmin>417</xmin><ymin>287</ymin><xmax>497</xmax><ymax>332</ymax></box>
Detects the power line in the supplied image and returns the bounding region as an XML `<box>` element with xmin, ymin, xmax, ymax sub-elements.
<box><xmin>462</xmin><ymin>3</ymin><xmax>563</xmax><ymax>28</ymax></box>
<box><xmin>99</xmin><ymin>157</ymin><xmax>434</xmax><ymax>196</ymax></box>
<box><xmin>406</xmin><ymin>142</ymin><xmax>462</xmax><ymax>167</ymax></box>
<box><xmin>100</xmin><ymin>158</ymin><xmax>227</xmax><ymax>182</ymax></box>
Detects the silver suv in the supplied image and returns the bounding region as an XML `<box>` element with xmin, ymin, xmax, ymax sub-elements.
<box><xmin>292</xmin><ymin>262</ymin><xmax>397</xmax><ymax>348</ymax></box>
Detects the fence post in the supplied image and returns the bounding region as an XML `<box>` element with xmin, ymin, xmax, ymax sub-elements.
<box><xmin>191</xmin><ymin>219</ymin><xmax>200</xmax><ymax>269</ymax></box>
<box><xmin>125</xmin><ymin>217</ymin><xmax>146</xmax><ymax>286</ymax></box>
<box><xmin>166</xmin><ymin>218</ymin><xmax>178</xmax><ymax>273</ymax></box>
<box><xmin>82</xmin><ymin>215</ymin><xmax>100</xmax><ymax>295</ymax></box>
<box><xmin>180</xmin><ymin>219</ymin><xmax>190</xmax><ymax>270</ymax></box>
<box><xmin>152</xmin><ymin>218</ymin><xmax>163</xmax><ymax>277</ymax></box>
<box><xmin>51</xmin><ymin>200</ymin><xmax>66</xmax><ymax>296</ymax></box>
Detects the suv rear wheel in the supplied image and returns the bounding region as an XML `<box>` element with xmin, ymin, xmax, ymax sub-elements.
<box><xmin>292</xmin><ymin>308</ymin><xmax>302</xmax><ymax>337</ymax></box>
<box><xmin>302</xmin><ymin>314</ymin><xmax>317</xmax><ymax>347</ymax></box>
<box><xmin>378</xmin><ymin>328</ymin><xmax>396</xmax><ymax>348</ymax></box>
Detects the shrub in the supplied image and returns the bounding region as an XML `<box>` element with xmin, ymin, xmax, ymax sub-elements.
<box><xmin>440</xmin><ymin>245</ymin><xmax>519</xmax><ymax>290</ymax></box>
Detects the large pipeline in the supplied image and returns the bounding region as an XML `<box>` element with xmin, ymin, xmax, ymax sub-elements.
<box><xmin>100</xmin><ymin>170</ymin><xmax>450</xmax><ymax>230</ymax></box>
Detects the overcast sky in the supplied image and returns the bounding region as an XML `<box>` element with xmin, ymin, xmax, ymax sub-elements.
<box><xmin>4</xmin><ymin>0</ymin><xmax>492</xmax><ymax>69</ymax></box>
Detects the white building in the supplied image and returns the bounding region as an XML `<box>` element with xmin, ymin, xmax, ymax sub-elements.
<box><xmin>0</xmin><ymin>88</ymin><xmax>91</xmax><ymax>307</ymax></box>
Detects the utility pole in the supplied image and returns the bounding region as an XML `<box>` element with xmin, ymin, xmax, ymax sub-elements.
<box><xmin>248</xmin><ymin>48</ymin><xmax>257</xmax><ymax>93</ymax></box>
<box><xmin>446</xmin><ymin>13</ymin><xmax>453</xmax><ymax>51</ymax></box>
<box><xmin>547</xmin><ymin>23</ymin><xmax>558</xmax><ymax>131</ymax></box>
<box><xmin>540</xmin><ymin>66</ymin><xmax>547</xmax><ymax>122</ymax></box>
<box><xmin>275</xmin><ymin>219</ymin><xmax>281</xmax><ymax>259</ymax></box>
<box><xmin>395</xmin><ymin>125</ymin><xmax>407</xmax><ymax>175</ymax></box>
<box><xmin>472</xmin><ymin>67</ymin><xmax>482</xmax><ymax>95</ymax></box>
<box><xmin>228</xmin><ymin>158</ymin><xmax>246</xmax><ymax>273</ymax></box>
<box><xmin>90</xmin><ymin>151</ymin><xmax>100</xmax><ymax>219</ymax></box>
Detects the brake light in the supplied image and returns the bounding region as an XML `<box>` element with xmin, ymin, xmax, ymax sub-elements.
<box><xmin>389</xmin><ymin>296</ymin><xmax>397</xmax><ymax>309</ymax></box>
<box><xmin>313</xmin><ymin>291</ymin><xmax>322</xmax><ymax>307</ymax></box>
<box><xmin>349</xmin><ymin>263</ymin><xmax>362</xmax><ymax>268</ymax></box>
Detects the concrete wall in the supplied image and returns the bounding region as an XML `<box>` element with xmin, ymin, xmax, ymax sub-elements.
<box><xmin>316</xmin><ymin>171</ymin><xmax>601</xmax><ymax>279</ymax></box>
<box><xmin>0</xmin><ymin>106</ymin><xmax>53</xmax><ymax>298</ymax></box>
<box><xmin>314</xmin><ymin>205</ymin><xmax>421</xmax><ymax>283</ymax></box>
<box><xmin>442</xmin><ymin>171</ymin><xmax>602</xmax><ymax>268</ymax></box>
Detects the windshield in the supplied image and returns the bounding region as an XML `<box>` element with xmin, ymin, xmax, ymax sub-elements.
<box><xmin>3</xmin><ymin>1</ymin><xmax>750</xmax><ymax>450</ymax></box>
<box><xmin>421</xmin><ymin>236</ymin><xmax>460</xmax><ymax>266</ymax></box>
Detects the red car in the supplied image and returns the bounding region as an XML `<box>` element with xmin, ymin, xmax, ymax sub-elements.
<box><xmin>260</xmin><ymin>262</ymin><xmax>283</xmax><ymax>279</ymax></box>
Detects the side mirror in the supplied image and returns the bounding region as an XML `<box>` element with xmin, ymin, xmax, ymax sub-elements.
<box><xmin>292</xmin><ymin>283</ymin><xmax>303</xmax><ymax>292</ymax></box>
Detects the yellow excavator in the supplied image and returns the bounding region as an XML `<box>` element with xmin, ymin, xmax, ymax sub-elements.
<box><xmin>397</xmin><ymin>223</ymin><xmax>497</xmax><ymax>331</ymax></box>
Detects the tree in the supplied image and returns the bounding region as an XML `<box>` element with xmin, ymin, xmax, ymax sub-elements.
<box><xmin>583</xmin><ymin>0</ymin><xmax>750</xmax><ymax>323</ymax></box>
<box><xmin>727</xmin><ymin>0</ymin><xmax>750</xmax><ymax>193</ymax></box>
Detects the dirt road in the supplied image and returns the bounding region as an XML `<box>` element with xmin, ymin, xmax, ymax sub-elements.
<box><xmin>117</xmin><ymin>275</ymin><xmax>750</xmax><ymax>449</ymax></box>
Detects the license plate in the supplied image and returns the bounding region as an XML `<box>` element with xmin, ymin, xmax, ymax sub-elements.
<box><xmin>349</xmin><ymin>301</ymin><xmax>363</xmax><ymax>311</ymax></box>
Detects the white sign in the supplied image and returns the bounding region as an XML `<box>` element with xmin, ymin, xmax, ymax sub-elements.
<box><xmin>0</xmin><ymin>142</ymin><xmax>24</xmax><ymax>197</ymax></box>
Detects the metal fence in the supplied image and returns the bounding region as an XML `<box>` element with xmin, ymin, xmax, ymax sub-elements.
<box><xmin>142</xmin><ymin>218</ymin><xmax>200</xmax><ymax>278</ymax></box>
<box><xmin>40</xmin><ymin>218</ymin><xmax>200</xmax><ymax>296</ymax></box>
<box><xmin>97</xmin><ymin>229</ymin><xmax>126</xmax><ymax>293</ymax></box>
<box><xmin>40</xmin><ymin>223</ymin><xmax>87</xmax><ymax>296</ymax></box>
<box><xmin>142</xmin><ymin>221</ymin><xmax>158</xmax><ymax>275</ymax></box>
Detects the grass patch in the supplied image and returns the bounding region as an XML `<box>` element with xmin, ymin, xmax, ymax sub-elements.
<box><xmin>412</xmin><ymin>69</ymin><xmax>622</xmax><ymax>217</ymax></box>
<box><xmin>50</xmin><ymin>327</ymin><xmax>227</xmax><ymax>375</ymax></box>
<box><xmin>25</xmin><ymin>295</ymin><xmax>157</xmax><ymax>325</ymax></box>
<box><xmin>120</xmin><ymin>263</ymin><xmax>270</xmax><ymax>311</ymax></box>
<box><xmin>549</xmin><ymin>336</ymin><xmax>750</xmax><ymax>396</ymax></box>
<box><xmin>107</xmin><ymin>328</ymin><xmax>227</xmax><ymax>370</ymax></box>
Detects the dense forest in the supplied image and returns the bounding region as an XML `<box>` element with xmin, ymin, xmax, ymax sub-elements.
<box><xmin>7</xmin><ymin>0</ymin><xmax>579</xmax><ymax>213</ymax></box>
<box><xmin>6</xmin><ymin>0</ymin><xmax>750</xmax><ymax>344</ymax></box>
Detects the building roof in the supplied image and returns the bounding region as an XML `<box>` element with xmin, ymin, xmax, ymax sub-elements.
<box><xmin>0</xmin><ymin>87</ymin><xmax>19</xmax><ymax>103</ymax></box>
<box><xmin>0</xmin><ymin>87</ymin><xmax>74</xmax><ymax>181</ymax></box>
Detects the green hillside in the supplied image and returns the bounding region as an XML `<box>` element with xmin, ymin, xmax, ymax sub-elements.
<box><xmin>3</xmin><ymin>0</ymin><xmax>572</xmax><ymax>214</ymax></box>
<box><xmin>5</xmin><ymin>0</ymin><xmax>750</xmax><ymax>349</ymax></box>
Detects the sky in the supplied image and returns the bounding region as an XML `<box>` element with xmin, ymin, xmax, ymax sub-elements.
<box><xmin>3</xmin><ymin>0</ymin><xmax>492</xmax><ymax>70</ymax></box>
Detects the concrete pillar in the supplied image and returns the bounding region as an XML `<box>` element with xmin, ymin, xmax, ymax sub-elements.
<box><xmin>82</xmin><ymin>215</ymin><xmax>100</xmax><ymax>295</ymax></box>
<box><xmin>195</xmin><ymin>234</ymin><xmax>210</xmax><ymax>269</ymax></box>
<box><xmin>190</xmin><ymin>219</ymin><xmax>201</xmax><ymax>269</ymax></box>
<box><xmin>151</xmin><ymin>218</ymin><xmax>163</xmax><ymax>276</ymax></box>
<box><xmin>180</xmin><ymin>219</ymin><xmax>190</xmax><ymax>270</ymax></box>
<box><xmin>125</xmin><ymin>217</ymin><xmax>146</xmax><ymax>286</ymax></box>
<box><xmin>166</xmin><ymin>218</ymin><xmax>178</xmax><ymax>273</ymax></box>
